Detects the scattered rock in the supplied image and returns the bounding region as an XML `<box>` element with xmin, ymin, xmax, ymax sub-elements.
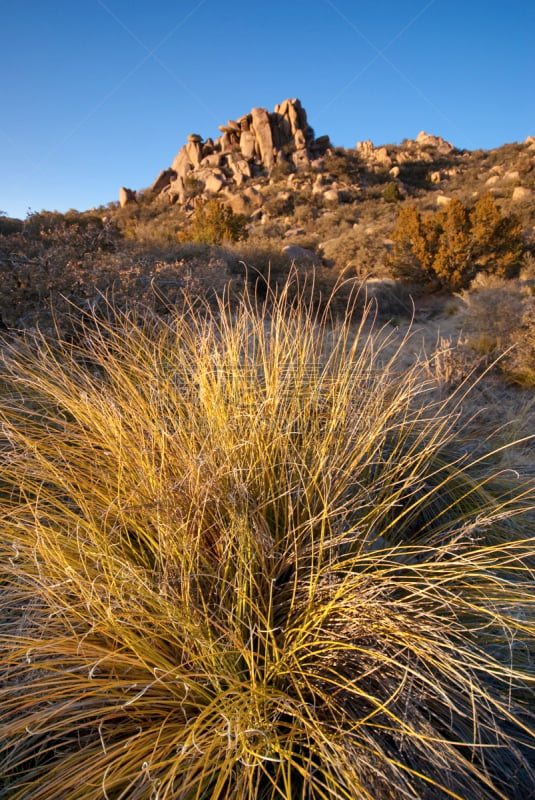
<box><xmin>284</xmin><ymin>227</ymin><xmax>306</xmax><ymax>238</ymax></box>
<box><xmin>436</xmin><ymin>195</ymin><xmax>452</xmax><ymax>207</ymax></box>
<box><xmin>225</xmin><ymin>186</ymin><xmax>264</xmax><ymax>216</ymax></box>
<box><xmin>240</xmin><ymin>130</ymin><xmax>257</xmax><ymax>160</ymax></box>
<box><xmin>250</xmin><ymin>107</ymin><xmax>275</xmax><ymax>170</ymax></box>
<box><xmin>226</xmin><ymin>152</ymin><xmax>252</xmax><ymax>182</ymax></box>
<box><xmin>312</xmin><ymin>174</ymin><xmax>328</xmax><ymax>195</ymax></box>
<box><xmin>512</xmin><ymin>186</ymin><xmax>532</xmax><ymax>202</ymax></box>
<box><xmin>292</xmin><ymin>148</ymin><xmax>310</xmax><ymax>171</ymax></box>
<box><xmin>357</xmin><ymin>140</ymin><xmax>374</xmax><ymax>158</ymax></box>
<box><xmin>374</xmin><ymin>147</ymin><xmax>391</xmax><ymax>167</ymax></box>
<box><xmin>323</xmin><ymin>188</ymin><xmax>341</xmax><ymax>204</ymax></box>
<box><xmin>200</xmin><ymin>154</ymin><xmax>222</xmax><ymax>168</ymax></box>
<box><xmin>166</xmin><ymin>177</ymin><xmax>186</xmax><ymax>203</ymax></box>
<box><xmin>193</xmin><ymin>168</ymin><xmax>227</xmax><ymax>194</ymax></box>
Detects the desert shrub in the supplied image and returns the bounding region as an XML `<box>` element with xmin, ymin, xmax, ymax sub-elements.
<box><xmin>397</xmin><ymin>160</ymin><xmax>434</xmax><ymax>188</ymax></box>
<box><xmin>270</xmin><ymin>159</ymin><xmax>294</xmax><ymax>181</ymax></box>
<box><xmin>183</xmin><ymin>175</ymin><xmax>204</xmax><ymax>199</ymax></box>
<box><xmin>433</xmin><ymin>198</ymin><xmax>473</xmax><ymax>290</ymax></box>
<box><xmin>1</xmin><ymin>282</ymin><xmax>534</xmax><ymax>799</ymax></box>
<box><xmin>321</xmin><ymin>147</ymin><xmax>361</xmax><ymax>183</ymax></box>
<box><xmin>381</xmin><ymin>181</ymin><xmax>402</xmax><ymax>203</ymax></box>
<box><xmin>504</xmin><ymin>297</ymin><xmax>535</xmax><ymax>386</ymax></box>
<box><xmin>0</xmin><ymin>211</ymin><xmax>121</xmax><ymax>328</ymax></box>
<box><xmin>459</xmin><ymin>273</ymin><xmax>535</xmax><ymax>386</ymax></box>
<box><xmin>0</xmin><ymin>215</ymin><xmax>23</xmax><ymax>236</ymax></box>
<box><xmin>320</xmin><ymin>230</ymin><xmax>391</xmax><ymax>281</ymax></box>
<box><xmin>122</xmin><ymin>206</ymin><xmax>191</xmax><ymax>247</ymax></box>
<box><xmin>461</xmin><ymin>273</ymin><xmax>525</xmax><ymax>354</ymax></box>
<box><xmin>388</xmin><ymin>204</ymin><xmax>439</xmax><ymax>287</ymax></box>
<box><xmin>361</xmin><ymin>277</ymin><xmax>414</xmax><ymax>318</ymax></box>
<box><xmin>264</xmin><ymin>192</ymin><xmax>295</xmax><ymax>217</ymax></box>
<box><xmin>470</xmin><ymin>193</ymin><xmax>524</xmax><ymax>278</ymax></box>
<box><xmin>389</xmin><ymin>194</ymin><xmax>525</xmax><ymax>291</ymax></box>
<box><xmin>180</xmin><ymin>198</ymin><xmax>249</xmax><ymax>245</ymax></box>
<box><xmin>422</xmin><ymin>335</ymin><xmax>485</xmax><ymax>391</ymax></box>
<box><xmin>228</xmin><ymin>239</ymin><xmax>292</xmax><ymax>283</ymax></box>
<box><xmin>0</xmin><ymin>218</ymin><xmax>238</xmax><ymax>331</ymax></box>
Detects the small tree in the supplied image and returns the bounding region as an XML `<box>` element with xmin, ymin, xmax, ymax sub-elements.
<box><xmin>470</xmin><ymin>193</ymin><xmax>523</xmax><ymax>279</ymax></box>
<box><xmin>433</xmin><ymin>199</ymin><xmax>473</xmax><ymax>291</ymax></box>
<box><xmin>180</xmin><ymin>199</ymin><xmax>248</xmax><ymax>245</ymax></box>
<box><xmin>389</xmin><ymin>195</ymin><xmax>526</xmax><ymax>292</ymax></box>
<box><xmin>389</xmin><ymin>204</ymin><xmax>436</xmax><ymax>286</ymax></box>
<box><xmin>382</xmin><ymin>181</ymin><xmax>402</xmax><ymax>203</ymax></box>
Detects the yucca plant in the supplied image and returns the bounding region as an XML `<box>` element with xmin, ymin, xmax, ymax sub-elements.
<box><xmin>1</xmin><ymin>280</ymin><xmax>534</xmax><ymax>799</ymax></box>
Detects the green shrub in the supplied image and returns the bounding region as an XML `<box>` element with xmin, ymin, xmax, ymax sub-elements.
<box><xmin>180</xmin><ymin>198</ymin><xmax>249</xmax><ymax>245</ymax></box>
<box><xmin>1</xmin><ymin>283</ymin><xmax>534</xmax><ymax>799</ymax></box>
<box><xmin>321</xmin><ymin>147</ymin><xmax>361</xmax><ymax>183</ymax></box>
<box><xmin>382</xmin><ymin>181</ymin><xmax>402</xmax><ymax>203</ymax></box>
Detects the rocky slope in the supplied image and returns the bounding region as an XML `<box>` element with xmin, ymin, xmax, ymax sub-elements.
<box><xmin>2</xmin><ymin>98</ymin><xmax>534</xmax><ymax>332</ymax></box>
<box><xmin>117</xmin><ymin>99</ymin><xmax>534</xmax><ymax>249</ymax></box>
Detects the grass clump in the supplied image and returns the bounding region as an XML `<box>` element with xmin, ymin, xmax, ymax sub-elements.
<box><xmin>1</xmin><ymin>281</ymin><xmax>534</xmax><ymax>799</ymax></box>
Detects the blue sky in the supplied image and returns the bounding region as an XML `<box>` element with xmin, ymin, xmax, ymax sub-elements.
<box><xmin>1</xmin><ymin>0</ymin><xmax>533</xmax><ymax>219</ymax></box>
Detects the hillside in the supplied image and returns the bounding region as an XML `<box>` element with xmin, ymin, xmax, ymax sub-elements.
<box><xmin>1</xmin><ymin>98</ymin><xmax>534</xmax><ymax>346</ymax></box>
<box><xmin>111</xmin><ymin>96</ymin><xmax>534</xmax><ymax>276</ymax></box>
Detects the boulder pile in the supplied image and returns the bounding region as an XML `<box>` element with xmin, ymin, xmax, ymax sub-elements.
<box><xmin>128</xmin><ymin>99</ymin><xmax>331</xmax><ymax>207</ymax></box>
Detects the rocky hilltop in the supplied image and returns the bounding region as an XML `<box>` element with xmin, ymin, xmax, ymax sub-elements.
<box><xmin>120</xmin><ymin>99</ymin><xmax>331</xmax><ymax>210</ymax></box>
<box><xmin>118</xmin><ymin>98</ymin><xmax>534</xmax><ymax>227</ymax></box>
<box><xmin>1</xmin><ymin>97</ymin><xmax>534</xmax><ymax>334</ymax></box>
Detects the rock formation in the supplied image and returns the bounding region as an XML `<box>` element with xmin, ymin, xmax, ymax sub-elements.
<box><xmin>416</xmin><ymin>131</ymin><xmax>455</xmax><ymax>154</ymax></box>
<box><xmin>119</xmin><ymin>187</ymin><xmax>137</xmax><ymax>207</ymax></box>
<box><xmin>137</xmin><ymin>99</ymin><xmax>330</xmax><ymax>209</ymax></box>
<box><xmin>357</xmin><ymin>132</ymin><xmax>456</xmax><ymax>172</ymax></box>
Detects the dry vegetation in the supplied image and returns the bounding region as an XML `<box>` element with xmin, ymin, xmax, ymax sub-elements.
<box><xmin>1</xmin><ymin>282</ymin><xmax>534</xmax><ymax>799</ymax></box>
<box><xmin>0</xmin><ymin>135</ymin><xmax>534</xmax><ymax>799</ymax></box>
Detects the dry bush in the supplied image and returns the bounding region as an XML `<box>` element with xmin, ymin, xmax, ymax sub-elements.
<box><xmin>456</xmin><ymin>272</ymin><xmax>535</xmax><ymax>387</ymax></box>
<box><xmin>1</xmin><ymin>281</ymin><xmax>534</xmax><ymax>799</ymax></box>
<box><xmin>319</xmin><ymin>230</ymin><xmax>390</xmax><ymax>280</ymax></box>
<box><xmin>507</xmin><ymin>299</ymin><xmax>535</xmax><ymax>386</ymax></box>
<box><xmin>460</xmin><ymin>273</ymin><xmax>525</xmax><ymax>353</ymax></box>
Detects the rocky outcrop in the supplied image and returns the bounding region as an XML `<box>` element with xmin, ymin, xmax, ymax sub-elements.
<box><xmin>141</xmin><ymin>98</ymin><xmax>330</xmax><ymax>211</ymax></box>
<box><xmin>150</xmin><ymin>169</ymin><xmax>176</xmax><ymax>194</ymax></box>
<box><xmin>119</xmin><ymin>103</ymin><xmax>477</xmax><ymax>222</ymax></box>
<box><xmin>119</xmin><ymin>187</ymin><xmax>137</xmax><ymax>207</ymax></box>
<box><xmin>250</xmin><ymin>107</ymin><xmax>275</xmax><ymax>169</ymax></box>
<box><xmin>356</xmin><ymin>140</ymin><xmax>391</xmax><ymax>168</ymax></box>
<box><xmin>416</xmin><ymin>131</ymin><xmax>455</xmax><ymax>154</ymax></box>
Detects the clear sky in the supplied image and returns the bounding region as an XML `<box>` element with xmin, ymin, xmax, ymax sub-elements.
<box><xmin>1</xmin><ymin>0</ymin><xmax>533</xmax><ymax>219</ymax></box>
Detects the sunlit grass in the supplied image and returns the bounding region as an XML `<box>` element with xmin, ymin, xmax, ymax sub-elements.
<box><xmin>1</xmin><ymin>281</ymin><xmax>534</xmax><ymax>799</ymax></box>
